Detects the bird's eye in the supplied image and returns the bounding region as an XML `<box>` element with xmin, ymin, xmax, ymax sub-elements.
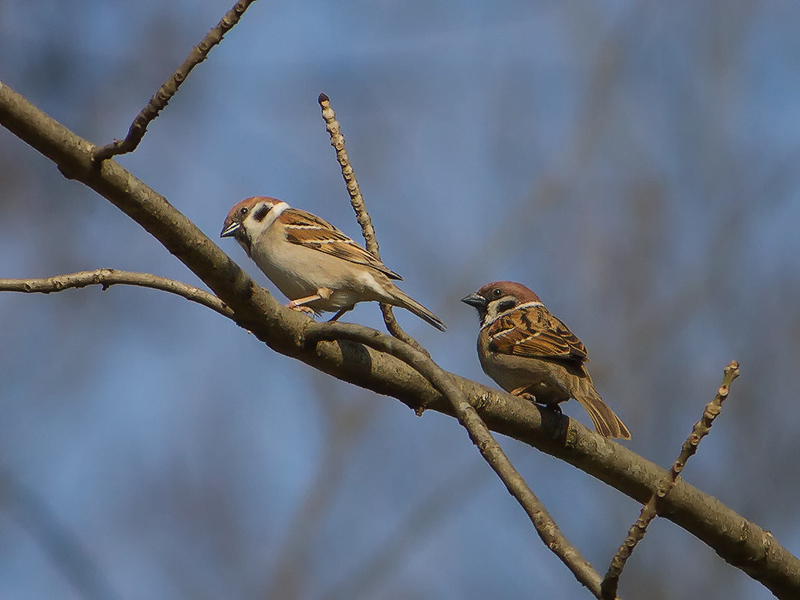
<box><xmin>240</xmin><ymin>207</ymin><xmax>249</xmax><ymax>216</ymax></box>
<box><xmin>492</xmin><ymin>288</ymin><xmax>502</xmax><ymax>297</ymax></box>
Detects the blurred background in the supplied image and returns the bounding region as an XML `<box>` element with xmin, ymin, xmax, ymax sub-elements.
<box><xmin>1</xmin><ymin>1</ymin><xmax>799</xmax><ymax>598</ymax></box>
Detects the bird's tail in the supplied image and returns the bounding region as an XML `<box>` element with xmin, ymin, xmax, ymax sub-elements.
<box><xmin>390</xmin><ymin>289</ymin><xmax>446</xmax><ymax>331</ymax></box>
<box><xmin>573</xmin><ymin>378</ymin><xmax>631</xmax><ymax>439</ymax></box>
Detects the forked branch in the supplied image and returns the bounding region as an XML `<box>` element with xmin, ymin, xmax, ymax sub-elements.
<box><xmin>305</xmin><ymin>320</ymin><xmax>611</xmax><ymax>599</ymax></box>
<box><xmin>2</xmin><ymin>79</ymin><xmax>798</xmax><ymax>599</ymax></box>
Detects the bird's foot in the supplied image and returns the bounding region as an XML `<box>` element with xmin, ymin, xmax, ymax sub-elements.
<box><xmin>510</xmin><ymin>388</ymin><xmax>562</xmax><ymax>414</ymax></box>
<box><xmin>286</xmin><ymin>302</ymin><xmax>317</xmax><ymax>317</ymax></box>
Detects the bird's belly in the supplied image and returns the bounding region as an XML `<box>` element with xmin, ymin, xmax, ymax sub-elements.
<box><xmin>251</xmin><ymin>242</ymin><xmax>385</xmax><ymax>312</ymax></box>
<box><xmin>481</xmin><ymin>352</ymin><xmax>568</xmax><ymax>405</ymax></box>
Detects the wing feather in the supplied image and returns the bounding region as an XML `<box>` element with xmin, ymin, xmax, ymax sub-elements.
<box><xmin>281</xmin><ymin>209</ymin><xmax>402</xmax><ymax>280</ymax></box>
<box><xmin>487</xmin><ymin>305</ymin><xmax>588</xmax><ymax>363</ymax></box>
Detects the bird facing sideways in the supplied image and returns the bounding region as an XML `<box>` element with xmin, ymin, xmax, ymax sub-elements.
<box><xmin>221</xmin><ymin>196</ymin><xmax>445</xmax><ymax>331</ymax></box>
<box><xmin>462</xmin><ymin>281</ymin><xmax>630</xmax><ymax>439</ymax></box>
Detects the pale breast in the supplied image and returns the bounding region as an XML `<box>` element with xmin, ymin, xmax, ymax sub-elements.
<box><xmin>249</xmin><ymin>225</ymin><xmax>395</xmax><ymax>312</ymax></box>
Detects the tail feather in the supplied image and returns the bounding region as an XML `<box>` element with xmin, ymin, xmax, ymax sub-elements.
<box><xmin>390</xmin><ymin>290</ymin><xmax>446</xmax><ymax>331</ymax></box>
<box><xmin>574</xmin><ymin>381</ymin><xmax>631</xmax><ymax>439</ymax></box>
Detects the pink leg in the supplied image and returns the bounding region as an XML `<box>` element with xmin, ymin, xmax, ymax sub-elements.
<box><xmin>287</xmin><ymin>288</ymin><xmax>333</xmax><ymax>311</ymax></box>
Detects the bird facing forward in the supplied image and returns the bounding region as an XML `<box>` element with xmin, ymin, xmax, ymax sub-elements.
<box><xmin>462</xmin><ymin>281</ymin><xmax>629</xmax><ymax>438</ymax></box>
<box><xmin>221</xmin><ymin>196</ymin><xmax>445</xmax><ymax>331</ymax></box>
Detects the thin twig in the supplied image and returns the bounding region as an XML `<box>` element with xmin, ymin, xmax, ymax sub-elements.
<box><xmin>600</xmin><ymin>360</ymin><xmax>740</xmax><ymax>599</ymax></box>
<box><xmin>93</xmin><ymin>0</ymin><xmax>259</xmax><ymax>162</ymax></box>
<box><xmin>317</xmin><ymin>93</ymin><xmax>425</xmax><ymax>351</ymax></box>
<box><xmin>0</xmin><ymin>269</ymin><xmax>233</xmax><ymax>318</ymax></box>
<box><xmin>305</xmin><ymin>320</ymin><xmax>610</xmax><ymax>598</ymax></box>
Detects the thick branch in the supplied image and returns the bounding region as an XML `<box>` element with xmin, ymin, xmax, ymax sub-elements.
<box><xmin>0</xmin><ymin>269</ymin><xmax>233</xmax><ymax>318</ymax></box>
<box><xmin>601</xmin><ymin>361</ymin><xmax>740</xmax><ymax>599</ymax></box>
<box><xmin>306</xmin><ymin>321</ymin><xmax>607</xmax><ymax>597</ymax></box>
<box><xmin>93</xmin><ymin>0</ymin><xmax>259</xmax><ymax>162</ymax></box>
<box><xmin>2</xmin><ymin>81</ymin><xmax>799</xmax><ymax>598</ymax></box>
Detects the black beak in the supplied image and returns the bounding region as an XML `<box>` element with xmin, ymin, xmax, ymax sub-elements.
<box><xmin>220</xmin><ymin>221</ymin><xmax>241</xmax><ymax>238</ymax></box>
<box><xmin>461</xmin><ymin>292</ymin><xmax>487</xmax><ymax>309</ymax></box>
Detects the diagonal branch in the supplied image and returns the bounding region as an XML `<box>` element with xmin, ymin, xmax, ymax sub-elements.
<box><xmin>318</xmin><ymin>93</ymin><xmax>424</xmax><ymax>351</ymax></box>
<box><xmin>0</xmin><ymin>269</ymin><xmax>233</xmax><ymax>318</ymax></box>
<box><xmin>600</xmin><ymin>361</ymin><xmax>741</xmax><ymax>599</ymax></box>
<box><xmin>304</xmin><ymin>319</ymin><xmax>610</xmax><ymax>598</ymax></box>
<box><xmin>93</xmin><ymin>0</ymin><xmax>260</xmax><ymax>162</ymax></box>
<box><xmin>1</xmin><ymin>81</ymin><xmax>799</xmax><ymax>598</ymax></box>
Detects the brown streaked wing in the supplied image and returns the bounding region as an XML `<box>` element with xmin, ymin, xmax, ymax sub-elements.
<box><xmin>281</xmin><ymin>209</ymin><xmax>402</xmax><ymax>280</ymax></box>
<box><xmin>488</xmin><ymin>305</ymin><xmax>588</xmax><ymax>362</ymax></box>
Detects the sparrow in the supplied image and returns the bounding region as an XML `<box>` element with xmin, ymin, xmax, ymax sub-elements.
<box><xmin>220</xmin><ymin>196</ymin><xmax>445</xmax><ymax>331</ymax></box>
<box><xmin>462</xmin><ymin>281</ymin><xmax>630</xmax><ymax>439</ymax></box>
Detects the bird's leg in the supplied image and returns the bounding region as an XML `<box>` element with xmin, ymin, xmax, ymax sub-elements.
<box><xmin>510</xmin><ymin>386</ymin><xmax>534</xmax><ymax>399</ymax></box>
<box><xmin>510</xmin><ymin>386</ymin><xmax>563</xmax><ymax>414</ymax></box>
<box><xmin>291</xmin><ymin>305</ymin><xmax>317</xmax><ymax>317</ymax></box>
<box><xmin>328</xmin><ymin>307</ymin><xmax>352</xmax><ymax>322</ymax></box>
<box><xmin>287</xmin><ymin>288</ymin><xmax>334</xmax><ymax>312</ymax></box>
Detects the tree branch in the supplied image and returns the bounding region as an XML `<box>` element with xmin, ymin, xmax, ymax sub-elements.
<box><xmin>0</xmin><ymin>269</ymin><xmax>233</xmax><ymax>318</ymax></box>
<box><xmin>305</xmin><ymin>320</ymin><xmax>608</xmax><ymax>598</ymax></box>
<box><xmin>2</xmin><ymin>81</ymin><xmax>799</xmax><ymax>598</ymax></box>
<box><xmin>317</xmin><ymin>92</ymin><xmax>424</xmax><ymax>351</ymax></box>
<box><xmin>601</xmin><ymin>361</ymin><xmax>740</xmax><ymax>599</ymax></box>
<box><xmin>93</xmin><ymin>0</ymin><xmax>259</xmax><ymax>162</ymax></box>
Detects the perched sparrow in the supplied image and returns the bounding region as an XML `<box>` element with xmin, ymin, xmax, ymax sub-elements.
<box><xmin>462</xmin><ymin>281</ymin><xmax>630</xmax><ymax>439</ymax></box>
<box><xmin>221</xmin><ymin>196</ymin><xmax>445</xmax><ymax>331</ymax></box>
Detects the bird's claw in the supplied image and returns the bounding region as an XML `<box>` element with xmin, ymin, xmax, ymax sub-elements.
<box><xmin>286</xmin><ymin>302</ymin><xmax>317</xmax><ymax>317</ymax></box>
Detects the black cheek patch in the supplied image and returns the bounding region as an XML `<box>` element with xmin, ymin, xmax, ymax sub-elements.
<box><xmin>497</xmin><ymin>298</ymin><xmax>518</xmax><ymax>312</ymax></box>
<box><xmin>253</xmin><ymin>203</ymin><xmax>271</xmax><ymax>222</ymax></box>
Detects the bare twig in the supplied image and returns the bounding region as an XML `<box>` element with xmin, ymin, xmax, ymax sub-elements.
<box><xmin>0</xmin><ymin>269</ymin><xmax>233</xmax><ymax>318</ymax></box>
<box><xmin>600</xmin><ymin>360</ymin><xmax>741</xmax><ymax>599</ymax></box>
<box><xmin>317</xmin><ymin>93</ymin><xmax>425</xmax><ymax>351</ymax></box>
<box><xmin>304</xmin><ymin>319</ymin><xmax>609</xmax><ymax>598</ymax></box>
<box><xmin>93</xmin><ymin>0</ymin><xmax>259</xmax><ymax>162</ymax></box>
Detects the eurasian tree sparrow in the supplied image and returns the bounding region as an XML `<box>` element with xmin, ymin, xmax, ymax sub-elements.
<box><xmin>462</xmin><ymin>281</ymin><xmax>630</xmax><ymax>438</ymax></box>
<box><xmin>221</xmin><ymin>196</ymin><xmax>445</xmax><ymax>331</ymax></box>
